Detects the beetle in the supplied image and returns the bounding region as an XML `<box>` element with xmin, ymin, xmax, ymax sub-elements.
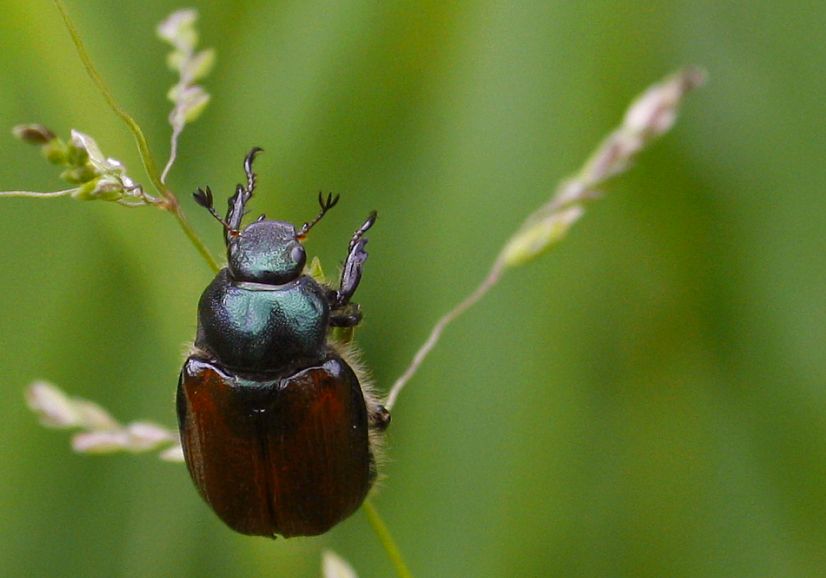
<box><xmin>176</xmin><ymin>148</ymin><xmax>390</xmax><ymax>538</ymax></box>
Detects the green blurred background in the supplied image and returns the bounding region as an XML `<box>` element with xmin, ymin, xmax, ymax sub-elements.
<box><xmin>1</xmin><ymin>1</ymin><xmax>824</xmax><ymax>577</ymax></box>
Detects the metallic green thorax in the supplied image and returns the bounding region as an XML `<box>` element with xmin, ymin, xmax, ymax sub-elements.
<box><xmin>195</xmin><ymin>268</ymin><xmax>330</xmax><ymax>374</ymax></box>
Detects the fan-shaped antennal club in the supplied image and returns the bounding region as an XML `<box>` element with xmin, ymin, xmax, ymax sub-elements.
<box><xmin>193</xmin><ymin>186</ymin><xmax>237</xmax><ymax>234</ymax></box>
<box><xmin>298</xmin><ymin>192</ymin><xmax>340</xmax><ymax>239</ymax></box>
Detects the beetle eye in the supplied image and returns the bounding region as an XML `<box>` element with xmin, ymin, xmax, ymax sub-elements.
<box><xmin>291</xmin><ymin>244</ymin><xmax>306</xmax><ymax>265</ymax></box>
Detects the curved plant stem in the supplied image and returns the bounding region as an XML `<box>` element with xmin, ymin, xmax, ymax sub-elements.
<box><xmin>53</xmin><ymin>0</ymin><xmax>163</xmax><ymax>197</ymax></box>
<box><xmin>0</xmin><ymin>188</ymin><xmax>77</xmax><ymax>199</ymax></box>
<box><xmin>53</xmin><ymin>0</ymin><xmax>220</xmax><ymax>273</ymax></box>
<box><xmin>385</xmin><ymin>259</ymin><xmax>504</xmax><ymax>410</ymax></box>
<box><xmin>385</xmin><ymin>67</ymin><xmax>705</xmax><ymax>411</ymax></box>
<box><xmin>363</xmin><ymin>499</ymin><xmax>413</xmax><ymax>578</ymax></box>
<box><xmin>171</xmin><ymin>205</ymin><xmax>220</xmax><ymax>272</ymax></box>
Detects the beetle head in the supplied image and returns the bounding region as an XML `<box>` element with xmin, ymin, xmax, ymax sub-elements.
<box><xmin>227</xmin><ymin>220</ymin><xmax>306</xmax><ymax>284</ymax></box>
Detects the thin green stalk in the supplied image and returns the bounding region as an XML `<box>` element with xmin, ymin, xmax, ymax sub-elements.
<box><xmin>363</xmin><ymin>500</ymin><xmax>413</xmax><ymax>578</ymax></box>
<box><xmin>53</xmin><ymin>0</ymin><xmax>164</xmax><ymax>197</ymax></box>
<box><xmin>172</xmin><ymin>205</ymin><xmax>220</xmax><ymax>272</ymax></box>
<box><xmin>0</xmin><ymin>188</ymin><xmax>77</xmax><ymax>199</ymax></box>
<box><xmin>53</xmin><ymin>0</ymin><xmax>220</xmax><ymax>273</ymax></box>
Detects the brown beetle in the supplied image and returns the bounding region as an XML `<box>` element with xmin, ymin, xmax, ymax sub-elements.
<box><xmin>177</xmin><ymin>149</ymin><xmax>389</xmax><ymax>537</ymax></box>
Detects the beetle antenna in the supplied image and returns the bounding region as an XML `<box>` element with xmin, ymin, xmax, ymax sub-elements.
<box><xmin>193</xmin><ymin>187</ymin><xmax>238</xmax><ymax>235</ymax></box>
<box><xmin>298</xmin><ymin>192</ymin><xmax>340</xmax><ymax>239</ymax></box>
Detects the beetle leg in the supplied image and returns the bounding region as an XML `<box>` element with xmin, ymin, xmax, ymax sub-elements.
<box><xmin>334</xmin><ymin>211</ymin><xmax>377</xmax><ymax>307</ymax></box>
<box><xmin>370</xmin><ymin>404</ymin><xmax>391</xmax><ymax>431</ymax></box>
<box><xmin>224</xmin><ymin>185</ymin><xmax>250</xmax><ymax>244</ymax></box>
<box><xmin>329</xmin><ymin>302</ymin><xmax>362</xmax><ymax>327</ymax></box>
<box><xmin>224</xmin><ymin>148</ymin><xmax>263</xmax><ymax>243</ymax></box>
<box><xmin>243</xmin><ymin>147</ymin><xmax>262</xmax><ymax>195</ymax></box>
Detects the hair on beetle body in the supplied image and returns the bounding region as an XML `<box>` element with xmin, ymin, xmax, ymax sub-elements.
<box><xmin>328</xmin><ymin>337</ymin><xmax>390</xmax><ymax>486</ymax></box>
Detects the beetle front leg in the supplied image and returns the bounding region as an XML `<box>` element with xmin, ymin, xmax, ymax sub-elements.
<box><xmin>333</xmin><ymin>211</ymin><xmax>377</xmax><ymax>308</ymax></box>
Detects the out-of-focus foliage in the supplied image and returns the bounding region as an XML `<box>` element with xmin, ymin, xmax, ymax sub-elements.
<box><xmin>0</xmin><ymin>2</ymin><xmax>824</xmax><ymax>577</ymax></box>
